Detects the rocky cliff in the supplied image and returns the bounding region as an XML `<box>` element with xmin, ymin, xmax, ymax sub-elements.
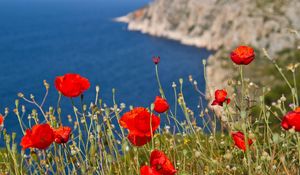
<box><xmin>116</xmin><ymin>0</ymin><xmax>300</xmax><ymax>53</ymax></box>
<box><xmin>116</xmin><ymin>0</ymin><xmax>300</xmax><ymax>102</ymax></box>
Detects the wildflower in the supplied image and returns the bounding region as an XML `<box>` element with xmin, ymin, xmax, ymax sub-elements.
<box><xmin>150</xmin><ymin>150</ymin><xmax>177</xmax><ymax>175</ymax></box>
<box><xmin>0</xmin><ymin>115</ymin><xmax>4</xmax><ymax>131</ymax></box>
<box><xmin>55</xmin><ymin>73</ymin><xmax>90</xmax><ymax>98</ymax></box>
<box><xmin>286</xmin><ymin>63</ymin><xmax>300</xmax><ymax>72</ymax></box>
<box><xmin>95</xmin><ymin>85</ymin><xmax>100</xmax><ymax>93</ymax></box>
<box><xmin>68</xmin><ymin>115</ymin><xmax>72</xmax><ymax>123</ymax></box>
<box><xmin>70</xmin><ymin>147</ymin><xmax>78</xmax><ymax>155</ymax></box>
<box><xmin>53</xmin><ymin>126</ymin><xmax>72</xmax><ymax>144</ymax></box>
<box><xmin>231</xmin><ymin>131</ymin><xmax>253</xmax><ymax>151</ymax></box>
<box><xmin>183</xmin><ymin>138</ymin><xmax>190</xmax><ymax>144</ymax></box>
<box><xmin>289</xmin><ymin>103</ymin><xmax>296</xmax><ymax>109</ymax></box>
<box><xmin>140</xmin><ymin>166</ymin><xmax>161</xmax><ymax>175</ymax></box>
<box><xmin>188</xmin><ymin>75</ymin><xmax>193</xmax><ymax>82</ymax></box>
<box><xmin>119</xmin><ymin>107</ymin><xmax>160</xmax><ymax>146</ymax></box>
<box><xmin>0</xmin><ymin>115</ymin><xmax>3</xmax><ymax>126</ymax></box>
<box><xmin>204</xmin><ymin>108</ymin><xmax>209</xmax><ymax>113</ymax></box>
<box><xmin>152</xmin><ymin>56</ymin><xmax>160</xmax><ymax>64</ymax></box>
<box><xmin>154</xmin><ymin>96</ymin><xmax>169</xmax><ymax>113</ymax></box>
<box><xmin>172</xmin><ymin>82</ymin><xmax>176</xmax><ymax>88</ymax></box>
<box><xmin>281</xmin><ymin>107</ymin><xmax>300</xmax><ymax>131</ymax></box>
<box><xmin>164</xmin><ymin>125</ymin><xmax>170</xmax><ymax>133</ymax></box>
<box><xmin>211</xmin><ymin>89</ymin><xmax>230</xmax><ymax>106</ymax></box>
<box><xmin>20</xmin><ymin>123</ymin><xmax>55</xmax><ymax>150</ymax></box>
<box><xmin>17</xmin><ymin>92</ymin><xmax>24</xmax><ymax>98</ymax></box>
<box><xmin>280</xmin><ymin>95</ymin><xmax>287</xmax><ymax>101</ymax></box>
<box><xmin>224</xmin><ymin>151</ymin><xmax>233</xmax><ymax>160</ymax></box>
<box><xmin>120</xmin><ymin>103</ymin><xmax>126</xmax><ymax>109</ymax></box>
<box><xmin>230</xmin><ymin>46</ymin><xmax>255</xmax><ymax>65</ymax></box>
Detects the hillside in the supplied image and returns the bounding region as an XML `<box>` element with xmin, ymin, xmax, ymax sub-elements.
<box><xmin>116</xmin><ymin>0</ymin><xmax>300</xmax><ymax>101</ymax></box>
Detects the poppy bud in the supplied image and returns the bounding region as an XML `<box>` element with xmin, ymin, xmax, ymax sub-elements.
<box><xmin>152</xmin><ymin>56</ymin><xmax>160</xmax><ymax>64</ymax></box>
<box><xmin>153</xmin><ymin>96</ymin><xmax>169</xmax><ymax>113</ymax></box>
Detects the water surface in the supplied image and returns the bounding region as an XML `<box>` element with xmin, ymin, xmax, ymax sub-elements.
<box><xmin>0</xmin><ymin>0</ymin><xmax>211</xmax><ymax>143</ymax></box>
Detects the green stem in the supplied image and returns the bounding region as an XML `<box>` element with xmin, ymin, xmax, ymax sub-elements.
<box><xmin>297</xmin><ymin>134</ymin><xmax>300</xmax><ymax>166</ymax></box>
<box><xmin>155</xmin><ymin>65</ymin><xmax>171</xmax><ymax>125</ymax></box>
<box><xmin>273</xmin><ymin>62</ymin><xmax>296</xmax><ymax>107</ymax></box>
<box><xmin>293</xmin><ymin>71</ymin><xmax>299</xmax><ymax>106</ymax></box>
<box><xmin>240</xmin><ymin>66</ymin><xmax>252</xmax><ymax>175</ymax></box>
<box><xmin>71</xmin><ymin>98</ymin><xmax>83</xmax><ymax>151</ymax></box>
<box><xmin>155</xmin><ymin>65</ymin><xmax>165</xmax><ymax>98</ymax></box>
<box><xmin>57</xmin><ymin>93</ymin><xmax>63</xmax><ymax>126</ymax></box>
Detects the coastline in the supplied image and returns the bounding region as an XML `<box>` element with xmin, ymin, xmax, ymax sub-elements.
<box><xmin>115</xmin><ymin>15</ymin><xmax>219</xmax><ymax>51</ymax></box>
<box><xmin>114</xmin><ymin>0</ymin><xmax>300</xmax><ymax>104</ymax></box>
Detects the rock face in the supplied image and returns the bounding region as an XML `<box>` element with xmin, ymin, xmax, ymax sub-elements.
<box><xmin>116</xmin><ymin>0</ymin><xmax>300</xmax><ymax>54</ymax></box>
<box><xmin>116</xmin><ymin>0</ymin><xmax>300</xmax><ymax>106</ymax></box>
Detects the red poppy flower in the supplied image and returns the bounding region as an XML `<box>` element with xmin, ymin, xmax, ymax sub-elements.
<box><xmin>140</xmin><ymin>165</ymin><xmax>161</xmax><ymax>175</ymax></box>
<box><xmin>0</xmin><ymin>115</ymin><xmax>3</xmax><ymax>126</ymax></box>
<box><xmin>231</xmin><ymin>131</ymin><xmax>253</xmax><ymax>151</ymax></box>
<box><xmin>211</xmin><ymin>89</ymin><xmax>230</xmax><ymax>106</ymax></box>
<box><xmin>152</xmin><ymin>56</ymin><xmax>160</xmax><ymax>64</ymax></box>
<box><xmin>0</xmin><ymin>115</ymin><xmax>4</xmax><ymax>131</ymax></box>
<box><xmin>281</xmin><ymin>107</ymin><xmax>300</xmax><ymax>131</ymax></box>
<box><xmin>150</xmin><ymin>150</ymin><xmax>177</xmax><ymax>175</ymax></box>
<box><xmin>154</xmin><ymin>96</ymin><xmax>169</xmax><ymax>113</ymax></box>
<box><xmin>53</xmin><ymin>126</ymin><xmax>72</xmax><ymax>144</ymax></box>
<box><xmin>230</xmin><ymin>46</ymin><xmax>255</xmax><ymax>65</ymax></box>
<box><xmin>119</xmin><ymin>107</ymin><xmax>160</xmax><ymax>146</ymax></box>
<box><xmin>55</xmin><ymin>73</ymin><xmax>90</xmax><ymax>98</ymax></box>
<box><xmin>20</xmin><ymin>123</ymin><xmax>55</xmax><ymax>150</ymax></box>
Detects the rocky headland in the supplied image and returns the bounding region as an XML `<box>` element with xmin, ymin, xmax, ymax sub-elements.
<box><xmin>116</xmin><ymin>0</ymin><xmax>300</xmax><ymax>103</ymax></box>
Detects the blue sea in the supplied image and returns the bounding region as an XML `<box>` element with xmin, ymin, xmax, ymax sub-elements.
<box><xmin>0</xmin><ymin>0</ymin><xmax>210</xmax><ymax>144</ymax></box>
